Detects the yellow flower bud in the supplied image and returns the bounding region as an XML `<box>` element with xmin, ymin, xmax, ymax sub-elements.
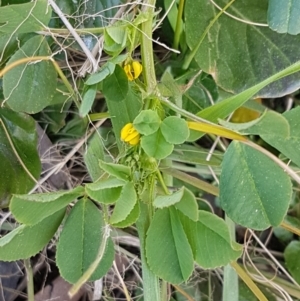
<box><xmin>121</xmin><ymin>123</ymin><xmax>140</xmax><ymax>145</ymax></box>
<box><xmin>123</xmin><ymin>61</ymin><xmax>142</xmax><ymax>81</ymax></box>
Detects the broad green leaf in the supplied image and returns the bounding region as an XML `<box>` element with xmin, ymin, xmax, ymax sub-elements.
<box><xmin>79</xmin><ymin>84</ymin><xmax>97</xmax><ymax>117</ymax></box>
<box><xmin>153</xmin><ymin>187</ymin><xmax>184</xmax><ymax>208</ymax></box>
<box><xmin>141</xmin><ymin>129</ymin><xmax>174</xmax><ymax>160</ymax></box>
<box><xmin>182</xmin><ymin>72</ymin><xmax>218</xmax><ymax>114</ymax></box>
<box><xmin>0</xmin><ymin>33</ymin><xmax>32</xmax><ymax>68</ymax></box>
<box><xmin>268</xmin><ymin>0</ymin><xmax>300</xmax><ymax>35</ymax></box>
<box><xmin>181</xmin><ymin>211</ymin><xmax>242</xmax><ymax>268</ymax></box>
<box><xmin>56</xmin><ymin>199</ymin><xmax>114</xmax><ymax>284</ymax></box>
<box><xmin>146</xmin><ymin>207</ymin><xmax>194</xmax><ymax>283</ymax></box>
<box><xmin>185</xmin><ymin>0</ymin><xmax>300</xmax><ymax>97</ymax></box>
<box><xmin>83</xmin><ymin>132</ymin><xmax>105</xmax><ymax>181</ymax></box>
<box><xmin>86</xmin><ymin>186</ymin><xmax>122</xmax><ymax>204</ymax></box>
<box><xmin>86</xmin><ymin>177</ymin><xmax>126</xmax><ymax>191</ymax></box>
<box><xmin>105</xmin><ymin>82</ymin><xmax>142</xmax><ymax>150</ymax></box>
<box><xmin>3</xmin><ymin>35</ymin><xmax>57</xmax><ymax>113</ymax></box>
<box><xmin>0</xmin><ymin>209</ymin><xmax>65</xmax><ymax>261</ymax></box>
<box><xmin>169</xmin><ymin>145</ymin><xmax>222</xmax><ymax>166</ymax></box>
<box><xmin>112</xmin><ymin>201</ymin><xmax>140</xmax><ymax>228</ymax></box>
<box><xmin>110</xmin><ymin>182</ymin><xmax>137</xmax><ymax>224</ymax></box>
<box><xmin>0</xmin><ymin>0</ymin><xmax>51</xmax><ymax>34</ymax></box>
<box><xmin>220</xmin><ymin>108</ymin><xmax>300</xmax><ymax>168</ymax></box>
<box><xmin>133</xmin><ymin>110</ymin><xmax>161</xmax><ymax>136</ymax></box>
<box><xmin>0</xmin><ymin>108</ymin><xmax>41</xmax><ymax>208</ymax></box>
<box><xmin>85</xmin><ymin>178</ymin><xmax>124</xmax><ymax>204</ymax></box>
<box><xmin>106</xmin><ymin>26</ymin><xmax>127</xmax><ymax>45</ymax></box>
<box><xmin>99</xmin><ymin>160</ymin><xmax>131</xmax><ymax>181</ymax></box>
<box><xmin>10</xmin><ymin>186</ymin><xmax>84</xmax><ymax>225</ymax></box>
<box><xmin>284</xmin><ymin>241</ymin><xmax>300</xmax><ymax>284</ymax></box>
<box><xmin>79</xmin><ymin>0</ymin><xmax>122</xmax><ymax>28</ymax></box>
<box><xmin>160</xmin><ymin>116</ymin><xmax>189</xmax><ymax>144</ymax></box>
<box><xmin>220</xmin><ymin>142</ymin><xmax>292</xmax><ymax>230</ymax></box>
<box><xmin>85</xmin><ymin>62</ymin><xmax>115</xmax><ymax>85</ymax></box>
<box><xmin>104</xmin><ymin>26</ymin><xmax>127</xmax><ymax>55</ymax></box>
<box><xmin>197</xmin><ymin>61</ymin><xmax>300</xmax><ymax>125</ymax></box>
<box><xmin>161</xmin><ymin>71</ymin><xmax>183</xmax><ymax>109</ymax></box>
<box><xmin>102</xmin><ymin>65</ymin><xmax>128</xmax><ymax>102</ymax></box>
<box><xmin>174</xmin><ymin>188</ymin><xmax>198</xmax><ymax>221</ymax></box>
<box><xmin>240</xmin><ymin>111</ymin><xmax>289</xmax><ymax>136</ymax></box>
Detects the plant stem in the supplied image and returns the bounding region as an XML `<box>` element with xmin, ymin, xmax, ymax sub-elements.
<box><xmin>138</xmin><ymin>2</ymin><xmax>161</xmax><ymax>300</ymax></box>
<box><xmin>141</xmin><ymin>0</ymin><xmax>157</xmax><ymax>93</ymax></box>
<box><xmin>173</xmin><ymin>0</ymin><xmax>185</xmax><ymax>51</ymax></box>
<box><xmin>24</xmin><ymin>258</ymin><xmax>34</xmax><ymax>301</ymax></box>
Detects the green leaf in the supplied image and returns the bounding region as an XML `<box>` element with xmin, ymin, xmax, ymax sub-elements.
<box><xmin>153</xmin><ymin>187</ymin><xmax>184</xmax><ymax>208</ymax></box>
<box><xmin>169</xmin><ymin>144</ymin><xmax>222</xmax><ymax>166</ymax></box>
<box><xmin>56</xmin><ymin>199</ymin><xmax>114</xmax><ymax>284</ymax></box>
<box><xmin>284</xmin><ymin>241</ymin><xmax>300</xmax><ymax>284</ymax></box>
<box><xmin>3</xmin><ymin>35</ymin><xmax>57</xmax><ymax>113</ymax></box>
<box><xmin>102</xmin><ymin>64</ymin><xmax>128</xmax><ymax>102</ymax></box>
<box><xmin>0</xmin><ymin>0</ymin><xmax>52</xmax><ymax>34</ymax></box>
<box><xmin>174</xmin><ymin>188</ymin><xmax>198</xmax><ymax>222</ymax></box>
<box><xmin>133</xmin><ymin>110</ymin><xmax>161</xmax><ymax>135</ymax></box>
<box><xmin>105</xmin><ymin>82</ymin><xmax>142</xmax><ymax>150</ymax></box>
<box><xmin>220</xmin><ymin>142</ymin><xmax>292</xmax><ymax>230</ymax></box>
<box><xmin>185</xmin><ymin>0</ymin><xmax>300</xmax><ymax>97</ymax></box>
<box><xmin>141</xmin><ymin>129</ymin><xmax>174</xmax><ymax>160</ymax></box>
<box><xmin>85</xmin><ymin>62</ymin><xmax>115</xmax><ymax>85</ymax></box>
<box><xmin>146</xmin><ymin>207</ymin><xmax>194</xmax><ymax>283</ymax></box>
<box><xmin>0</xmin><ymin>209</ymin><xmax>65</xmax><ymax>261</ymax></box>
<box><xmin>99</xmin><ymin>160</ymin><xmax>131</xmax><ymax>181</ymax></box>
<box><xmin>10</xmin><ymin>186</ymin><xmax>84</xmax><ymax>225</ymax></box>
<box><xmin>268</xmin><ymin>0</ymin><xmax>300</xmax><ymax>35</ymax></box>
<box><xmin>110</xmin><ymin>182</ymin><xmax>137</xmax><ymax>224</ymax></box>
<box><xmin>197</xmin><ymin>61</ymin><xmax>300</xmax><ymax>126</ymax></box>
<box><xmin>85</xmin><ymin>178</ymin><xmax>125</xmax><ymax>204</ymax></box>
<box><xmin>160</xmin><ymin>116</ymin><xmax>189</xmax><ymax>144</ymax></box>
<box><xmin>181</xmin><ymin>211</ymin><xmax>242</xmax><ymax>268</ymax></box>
<box><xmin>104</xmin><ymin>26</ymin><xmax>127</xmax><ymax>55</ymax></box>
<box><xmin>219</xmin><ymin>108</ymin><xmax>300</xmax><ymax>168</ymax></box>
<box><xmin>112</xmin><ymin>201</ymin><xmax>140</xmax><ymax>228</ymax></box>
<box><xmin>262</xmin><ymin>107</ymin><xmax>300</xmax><ymax>168</ymax></box>
<box><xmin>83</xmin><ymin>132</ymin><xmax>105</xmax><ymax>181</ymax></box>
<box><xmin>79</xmin><ymin>84</ymin><xmax>97</xmax><ymax>117</ymax></box>
<box><xmin>0</xmin><ymin>108</ymin><xmax>41</xmax><ymax>208</ymax></box>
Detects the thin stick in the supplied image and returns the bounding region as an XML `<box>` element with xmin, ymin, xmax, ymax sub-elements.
<box><xmin>248</xmin><ymin>229</ymin><xmax>300</xmax><ymax>288</ymax></box>
<box><xmin>30</xmin><ymin>119</ymin><xmax>106</xmax><ymax>192</ymax></box>
<box><xmin>24</xmin><ymin>259</ymin><xmax>34</xmax><ymax>301</ymax></box>
<box><xmin>113</xmin><ymin>261</ymin><xmax>132</xmax><ymax>301</ymax></box>
<box><xmin>48</xmin><ymin>0</ymin><xmax>98</xmax><ymax>73</ymax></box>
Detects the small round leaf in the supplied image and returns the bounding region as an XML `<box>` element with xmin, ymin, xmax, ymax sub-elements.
<box><xmin>133</xmin><ymin>110</ymin><xmax>161</xmax><ymax>135</ymax></box>
<box><xmin>141</xmin><ymin>129</ymin><xmax>173</xmax><ymax>160</ymax></box>
<box><xmin>160</xmin><ymin>116</ymin><xmax>189</xmax><ymax>144</ymax></box>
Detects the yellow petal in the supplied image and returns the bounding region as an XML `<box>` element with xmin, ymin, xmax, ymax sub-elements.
<box><xmin>120</xmin><ymin>123</ymin><xmax>140</xmax><ymax>145</ymax></box>
<box><xmin>124</xmin><ymin>64</ymin><xmax>134</xmax><ymax>81</ymax></box>
<box><xmin>128</xmin><ymin>134</ymin><xmax>140</xmax><ymax>145</ymax></box>
<box><xmin>121</xmin><ymin>123</ymin><xmax>134</xmax><ymax>140</ymax></box>
<box><xmin>132</xmin><ymin>61</ymin><xmax>142</xmax><ymax>79</ymax></box>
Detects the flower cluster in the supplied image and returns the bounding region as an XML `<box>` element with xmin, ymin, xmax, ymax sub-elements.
<box><xmin>121</xmin><ymin>123</ymin><xmax>140</xmax><ymax>145</ymax></box>
<box><xmin>123</xmin><ymin>61</ymin><xmax>143</xmax><ymax>81</ymax></box>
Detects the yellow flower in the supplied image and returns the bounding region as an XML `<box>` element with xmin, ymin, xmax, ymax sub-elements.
<box><xmin>121</xmin><ymin>123</ymin><xmax>140</xmax><ymax>145</ymax></box>
<box><xmin>124</xmin><ymin>61</ymin><xmax>143</xmax><ymax>81</ymax></box>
